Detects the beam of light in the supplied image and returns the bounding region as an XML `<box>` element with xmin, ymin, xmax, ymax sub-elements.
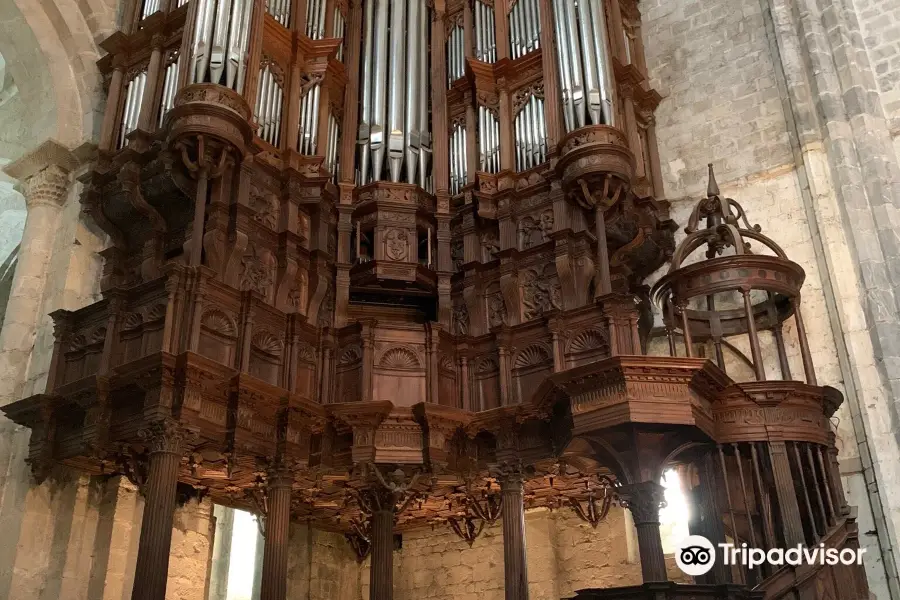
<box><xmin>225</xmin><ymin>509</ymin><xmax>261</xmax><ymax>600</ymax></box>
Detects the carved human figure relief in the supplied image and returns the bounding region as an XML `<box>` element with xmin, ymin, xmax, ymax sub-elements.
<box><xmin>452</xmin><ymin>303</ymin><xmax>469</xmax><ymax>335</ymax></box>
<box><xmin>521</xmin><ymin>267</ymin><xmax>561</xmax><ymax>320</ymax></box>
<box><xmin>385</xmin><ymin>228</ymin><xmax>409</xmax><ymax>261</ymax></box>
<box><xmin>240</xmin><ymin>246</ymin><xmax>276</xmax><ymax>296</ymax></box>
<box><xmin>481</xmin><ymin>231</ymin><xmax>500</xmax><ymax>261</ymax></box>
<box><xmin>487</xmin><ymin>293</ymin><xmax>506</xmax><ymax>328</ymax></box>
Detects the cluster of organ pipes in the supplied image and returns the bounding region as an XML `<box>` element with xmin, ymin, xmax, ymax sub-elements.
<box><xmin>333</xmin><ymin>8</ymin><xmax>347</xmax><ymax>60</ymax></box>
<box><xmin>473</xmin><ymin>0</ymin><xmax>497</xmax><ymax>62</ymax></box>
<box><xmin>551</xmin><ymin>0</ymin><xmax>616</xmax><ymax>131</ymax></box>
<box><xmin>447</xmin><ymin>22</ymin><xmax>466</xmax><ymax>86</ymax></box>
<box><xmin>356</xmin><ymin>0</ymin><xmax>432</xmax><ymax>186</ymax></box>
<box><xmin>118</xmin><ymin>70</ymin><xmax>148</xmax><ymax>149</ymax></box>
<box><xmin>298</xmin><ymin>83</ymin><xmax>322</xmax><ymax>154</ymax></box>
<box><xmin>255</xmin><ymin>64</ymin><xmax>284</xmax><ymax>147</ymax></box>
<box><xmin>266</xmin><ymin>0</ymin><xmax>292</xmax><ymax>27</ymax></box>
<box><xmin>191</xmin><ymin>0</ymin><xmax>254</xmax><ymax>91</ymax></box>
<box><xmin>139</xmin><ymin>0</ymin><xmax>188</xmax><ymax>21</ymax></box>
<box><xmin>509</xmin><ymin>0</ymin><xmax>541</xmax><ymax>59</ymax></box>
<box><xmin>478</xmin><ymin>107</ymin><xmax>501</xmax><ymax>173</ymax></box>
<box><xmin>306</xmin><ymin>0</ymin><xmax>327</xmax><ymax>38</ymax></box>
<box><xmin>325</xmin><ymin>111</ymin><xmax>341</xmax><ymax>180</ymax></box>
<box><xmin>158</xmin><ymin>54</ymin><xmax>181</xmax><ymax>127</ymax></box>
<box><xmin>449</xmin><ymin>123</ymin><xmax>468</xmax><ymax>196</ymax></box>
<box><xmin>514</xmin><ymin>94</ymin><xmax>548</xmax><ymax>171</ymax></box>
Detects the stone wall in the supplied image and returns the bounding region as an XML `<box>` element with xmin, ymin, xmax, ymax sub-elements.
<box><xmin>641</xmin><ymin>0</ymin><xmax>900</xmax><ymax>597</ymax></box>
<box><xmin>344</xmin><ymin>506</ymin><xmax>687</xmax><ymax>600</ymax></box>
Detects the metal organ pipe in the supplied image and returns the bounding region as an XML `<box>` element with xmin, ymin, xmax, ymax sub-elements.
<box><xmin>552</xmin><ymin>0</ymin><xmax>616</xmax><ymax>131</ymax></box>
<box><xmin>191</xmin><ymin>0</ymin><xmax>253</xmax><ymax>91</ymax></box>
<box><xmin>514</xmin><ymin>95</ymin><xmax>547</xmax><ymax>171</ymax></box>
<box><xmin>306</xmin><ymin>0</ymin><xmax>327</xmax><ymax>38</ymax></box>
<box><xmin>447</xmin><ymin>22</ymin><xmax>465</xmax><ymax>87</ymax></box>
<box><xmin>449</xmin><ymin>123</ymin><xmax>467</xmax><ymax>196</ymax></box>
<box><xmin>326</xmin><ymin>110</ymin><xmax>341</xmax><ymax>181</ymax></box>
<box><xmin>509</xmin><ymin>0</ymin><xmax>539</xmax><ymax>59</ymax></box>
<box><xmin>267</xmin><ymin>0</ymin><xmax>292</xmax><ymax>27</ymax></box>
<box><xmin>356</xmin><ymin>0</ymin><xmax>431</xmax><ymax>185</ymax></box>
<box><xmin>334</xmin><ymin>8</ymin><xmax>346</xmax><ymax>60</ymax></box>
<box><xmin>473</xmin><ymin>1</ymin><xmax>495</xmax><ymax>63</ymax></box>
<box><xmin>158</xmin><ymin>53</ymin><xmax>181</xmax><ymax>126</ymax></box>
<box><xmin>140</xmin><ymin>0</ymin><xmax>160</xmax><ymax>20</ymax></box>
<box><xmin>298</xmin><ymin>81</ymin><xmax>321</xmax><ymax>154</ymax></box>
<box><xmin>118</xmin><ymin>69</ymin><xmax>147</xmax><ymax>149</ymax></box>
<box><xmin>254</xmin><ymin>64</ymin><xmax>285</xmax><ymax>147</ymax></box>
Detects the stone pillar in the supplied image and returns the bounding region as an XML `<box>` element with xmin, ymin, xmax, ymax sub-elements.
<box><xmin>618</xmin><ymin>481</ymin><xmax>667</xmax><ymax>583</ymax></box>
<box><xmin>369</xmin><ymin>507</ymin><xmax>394</xmax><ymax>600</ymax></box>
<box><xmin>131</xmin><ymin>419</ymin><xmax>190</xmax><ymax>600</ymax></box>
<box><xmin>0</xmin><ymin>142</ymin><xmax>77</xmax><ymax>406</ymax></box>
<box><xmin>259</xmin><ymin>470</ymin><xmax>293</xmax><ymax>600</ymax></box>
<box><xmin>500</xmin><ymin>470</ymin><xmax>529</xmax><ymax>600</ymax></box>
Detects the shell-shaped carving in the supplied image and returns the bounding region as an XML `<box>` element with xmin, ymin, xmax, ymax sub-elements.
<box><xmin>476</xmin><ymin>356</ymin><xmax>499</xmax><ymax>373</ymax></box>
<box><xmin>201</xmin><ymin>309</ymin><xmax>237</xmax><ymax>338</ymax></box>
<box><xmin>297</xmin><ymin>343</ymin><xmax>316</xmax><ymax>363</ymax></box>
<box><xmin>338</xmin><ymin>344</ymin><xmax>362</xmax><ymax>366</ymax></box>
<box><xmin>145</xmin><ymin>303</ymin><xmax>167</xmax><ymax>322</ymax></box>
<box><xmin>568</xmin><ymin>329</ymin><xmax>608</xmax><ymax>353</ymax></box>
<box><xmin>69</xmin><ymin>334</ymin><xmax>88</xmax><ymax>351</ymax></box>
<box><xmin>514</xmin><ymin>344</ymin><xmax>551</xmax><ymax>369</ymax></box>
<box><xmin>251</xmin><ymin>330</ymin><xmax>284</xmax><ymax>356</ymax></box>
<box><xmin>122</xmin><ymin>312</ymin><xmax>143</xmax><ymax>331</ymax></box>
<box><xmin>91</xmin><ymin>327</ymin><xmax>108</xmax><ymax>344</ymax></box>
<box><xmin>439</xmin><ymin>355</ymin><xmax>456</xmax><ymax>372</ymax></box>
<box><xmin>378</xmin><ymin>347</ymin><xmax>420</xmax><ymax>370</ymax></box>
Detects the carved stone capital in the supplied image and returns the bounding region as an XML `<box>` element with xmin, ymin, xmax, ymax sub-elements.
<box><xmin>617</xmin><ymin>481</ymin><xmax>666</xmax><ymax>525</ymax></box>
<box><xmin>138</xmin><ymin>418</ymin><xmax>196</xmax><ymax>456</ymax></box>
<box><xmin>22</xmin><ymin>164</ymin><xmax>71</xmax><ymax>209</ymax></box>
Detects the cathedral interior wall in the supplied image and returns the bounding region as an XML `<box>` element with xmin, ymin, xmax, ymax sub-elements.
<box><xmin>0</xmin><ymin>0</ymin><xmax>899</xmax><ymax>598</ymax></box>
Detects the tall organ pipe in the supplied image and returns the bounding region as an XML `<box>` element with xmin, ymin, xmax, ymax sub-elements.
<box><xmin>191</xmin><ymin>0</ymin><xmax>253</xmax><ymax>91</ymax></box>
<box><xmin>356</xmin><ymin>0</ymin><xmax>431</xmax><ymax>185</ymax></box>
<box><xmin>552</xmin><ymin>0</ymin><xmax>615</xmax><ymax>130</ymax></box>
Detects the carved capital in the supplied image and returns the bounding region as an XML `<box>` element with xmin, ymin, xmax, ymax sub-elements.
<box><xmin>617</xmin><ymin>481</ymin><xmax>666</xmax><ymax>525</ymax></box>
<box><xmin>23</xmin><ymin>164</ymin><xmax>70</xmax><ymax>209</ymax></box>
<box><xmin>138</xmin><ymin>418</ymin><xmax>196</xmax><ymax>456</ymax></box>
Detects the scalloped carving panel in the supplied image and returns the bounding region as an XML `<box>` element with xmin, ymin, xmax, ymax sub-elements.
<box><xmin>566</xmin><ymin>328</ymin><xmax>610</xmax><ymax>368</ymax></box>
<box><xmin>513</xmin><ymin>344</ymin><xmax>553</xmax><ymax>404</ymax></box>
<box><xmin>377</xmin><ymin>346</ymin><xmax>421</xmax><ymax>370</ymax></box>
<box><xmin>198</xmin><ymin>308</ymin><xmax>238</xmax><ymax>367</ymax></box>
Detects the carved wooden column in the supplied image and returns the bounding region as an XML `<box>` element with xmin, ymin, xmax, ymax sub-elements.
<box><xmin>370</xmin><ymin>505</ymin><xmax>394</xmax><ymax>600</ymax></box>
<box><xmin>339</xmin><ymin>0</ymin><xmax>363</xmax><ymax>183</ymax></box>
<box><xmin>691</xmin><ymin>453</ymin><xmax>730</xmax><ymax>584</ymax></box>
<box><xmin>100</xmin><ymin>58</ymin><xmax>127</xmax><ymax>151</ymax></box>
<box><xmin>768</xmin><ymin>441</ymin><xmax>805</xmax><ymax>547</ymax></box>
<box><xmin>500</xmin><ymin>469</ymin><xmax>529</xmax><ymax>600</ymax></box>
<box><xmin>137</xmin><ymin>34</ymin><xmax>166</xmax><ymax>133</ymax></box>
<box><xmin>536</xmin><ymin>0</ymin><xmax>562</xmax><ymax>150</ymax></box>
<box><xmin>432</xmin><ymin>7</ymin><xmax>450</xmax><ymax>197</ymax></box>
<box><xmin>131</xmin><ymin>419</ymin><xmax>192</xmax><ymax>600</ymax></box>
<box><xmin>617</xmin><ymin>481</ymin><xmax>667</xmax><ymax>583</ymax></box>
<box><xmin>259</xmin><ymin>469</ymin><xmax>293</xmax><ymax>600</ymax></box>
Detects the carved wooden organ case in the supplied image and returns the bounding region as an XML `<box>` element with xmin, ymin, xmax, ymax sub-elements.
<box><xmin>4</xmin><ymin>4</ymin><xmax>868</xmax><ymax>587</ymax></box>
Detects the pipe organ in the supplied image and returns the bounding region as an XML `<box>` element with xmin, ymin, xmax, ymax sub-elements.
<box><xmin>552</xmin><ymin>0</ymin><xmax>616</xmax><ymax>129</ymax></box>
<box><xmin>508</xmin><ymin>0</ymin><xmax>540</xmax><ymax>59</ymax></box>
<box><xmin>356</xmin><ymin>0</ymin><xmax>432</xmax><ymax>186</ymax></box>
<box><xmin>473</xmin><ymin>0</ymin><xmax>496</xmax><ymax>62</ymax></box>
<box><xmin>15</xmin><ymin>3</ymin><xmax>873</xmax><ymax>600</ymax></box>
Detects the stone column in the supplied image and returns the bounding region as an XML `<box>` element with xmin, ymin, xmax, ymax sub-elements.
<box><xmin>132</xmin><ymin>419</ymin><xmax>191</xmax><ymax>600</ymax></box>
<box><xmin>369</xmin><ymin>506</ymin><xmax>394</xmax><ymax>600</ymax></box>
<box><xmin>0</xmin><ymin>142</ymin><xmax>77</xmax><ymax>406</ymax></box>
<box><xmin>500</xmin><ymin>470</ymin><xmax>529</xmax><ymax>600</ymax></box>
<box><xmin>259</xmin><ymin>470</ymin><xmax>293</xmax><ymax>600</ymax></box>
<box><xmin>618</xmin><ymin>481</ymin><xmax>667</xmax><ymax>582</ymax></box>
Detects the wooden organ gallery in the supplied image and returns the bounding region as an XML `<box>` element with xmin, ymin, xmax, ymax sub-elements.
<box><xmin>0</xmin><ymin>0</ymin><xmax>871</xmax><ymax>598</ymax></box>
